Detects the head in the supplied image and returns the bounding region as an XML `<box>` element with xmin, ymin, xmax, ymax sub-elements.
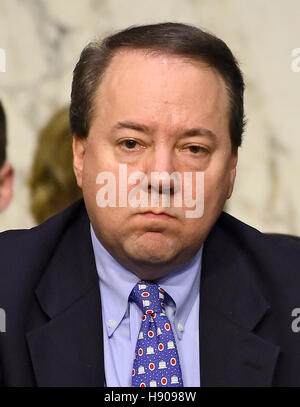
<box><xmin>71</xmin><ymin>23</ymin><xmax>245</xmax><ymax>280</ymax></box>
<box><xmin>28</xmin><ymin>106</ymin><xmax>82</xmax><ymax>224</ymax></box>
<box><xmin>0</xmin><ymin>101</ymin><xmax>13</xmax><ymax>212</ymax></box>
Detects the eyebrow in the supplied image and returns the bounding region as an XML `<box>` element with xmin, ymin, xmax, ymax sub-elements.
<box><xmin>181</xmin><ymin>127</ymin><xmax>217</xmax><ymax>140</ymax></box>
<box><xmin>112</xmin><ymin>120</ymin><xmax>217</xmax><ymax>140</ymax></box>
<box><xmin>112</xmin><ymin>121</ymin><xmax>152</xmax><ymax>134</ymax></box>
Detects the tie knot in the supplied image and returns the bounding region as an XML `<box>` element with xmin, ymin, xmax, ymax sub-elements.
<box><xmin>130</xmin><ymin>281</ymin><xmax>167</xmax><ymax>315</ymax></box>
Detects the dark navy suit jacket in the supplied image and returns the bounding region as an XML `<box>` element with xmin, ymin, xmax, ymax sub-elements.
<box><xmin>0</xmin><ymin>199</ymin><xmax>300</xmax><ymax>386</ymax></box>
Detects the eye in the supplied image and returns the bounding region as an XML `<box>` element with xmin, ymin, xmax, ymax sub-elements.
<box><xmin>120</xmin><ymin>139</ymin><xmax>140</xmax><ymax>150</ymax></box>
<box><xmin>187</xmin><ymin>145</ymin><xmax>208</xmax><ymax>154</ymax></box>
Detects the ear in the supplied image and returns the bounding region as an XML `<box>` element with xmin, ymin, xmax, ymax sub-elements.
<box><xmin>0</xmin><ymin>163</ymin><xmax>14</xmax><ymax>212</ymax></box>
<box><xmin>72</xmin><ymin>136</ymin><xmax>87</xmax><ymax>189</ymax></box>
<box><xmin>226</xmin><ymin>148</ymin><xmax>238</xmax><ymax>200</ymax></box>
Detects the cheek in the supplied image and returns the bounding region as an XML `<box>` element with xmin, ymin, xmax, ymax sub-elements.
<box><xmin>204</xmin><ymin>167</ymin><xmax>231</xmax><ymax>206</ymax></box>
<box><xmin>82</xmin><ymin>147</ymin><xmax>115</xmax><ymax>191</ymax></box>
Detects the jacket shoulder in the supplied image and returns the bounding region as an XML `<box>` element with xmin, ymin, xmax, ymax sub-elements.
<box><xmin>217</xmin><ymin>211</ymin><xmax>300</xmax><ymax>281</ymax></box>
<box><xmin>0</xmin><ymin>199</ymin><xmax>86</xmax><ymax>286</ymax></box>
<box><xmin>0</xmin><ymin>199</ymin><xmax>84</xmax><ymax>245</ymax></box>
<box><xmin>219</xmin><ymin>211</ymin><xmax>300</xmax><ymax>250</ymax></box>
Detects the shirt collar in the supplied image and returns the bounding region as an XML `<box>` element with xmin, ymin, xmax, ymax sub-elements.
<box><xmin>90</xmin><ymin>224</ymin><xmax>203</xmax><ymax>337</ymax></box>
<box><xmin>90</xmin><ymin>224</ymin><xmax>139</xmax><ymax>337</ymax></box>
<box><xmin>157</xmin><ymin>245</ymin><xmax>203</xmax><ymax>337</ymax></box>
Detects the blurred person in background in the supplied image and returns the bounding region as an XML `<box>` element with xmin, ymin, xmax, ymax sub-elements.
<box><xmin>28</xmin><ymin>106</ymin><xmax>82</xmax><ymax>224</ymax></box>
<box><xmin>0</xmin><ymin>101</ymin><xmax>13</xmax><ymax>212</ymax></box>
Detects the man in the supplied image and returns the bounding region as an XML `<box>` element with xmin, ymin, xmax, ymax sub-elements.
<box><xmin>0</xmin><ymin>22</ymin><xmax>300</xmax><ymax>387</ymax></box>
<box><xmin>0</xmin><ymin>101</ymin><xmax>13</xmax><ymax>212</ymax></box>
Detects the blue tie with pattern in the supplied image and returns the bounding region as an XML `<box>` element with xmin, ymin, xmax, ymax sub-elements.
<box><xmin>130</xmin><ymin>281</ymin><xmax>184</xmax><ymax>387</ymax></box>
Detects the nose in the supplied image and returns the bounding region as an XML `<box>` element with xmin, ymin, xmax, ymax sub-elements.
<box><xmin>144</xmin><ymin>144</ymin><xmax>177</xmax><ymax>196</ymax></box>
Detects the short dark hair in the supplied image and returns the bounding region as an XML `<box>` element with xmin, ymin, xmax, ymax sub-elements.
<box><xmin>0</xmin><ymin>101</ymin><xmax>7</xmax><ymax>167</ymax></box>
<box><xmin>70</xmin><ymin>22</ymin><xmax>246</xmax><ymax>149</ymax></box>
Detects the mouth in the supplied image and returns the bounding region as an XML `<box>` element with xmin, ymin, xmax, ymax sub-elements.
<box><xmin>138</xmin><ymin>211</ymin><xmax>175</xmax><ymax>220</ymax></box>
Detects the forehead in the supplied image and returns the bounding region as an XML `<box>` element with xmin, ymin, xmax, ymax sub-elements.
<box><xmin>93</xmin><ymin>49</ymin><xmax>230</xmax><ymax>133</ymax></box>
<box><xmin>101</xmin><ymin>48</ymin><xmax>228</xmax><ymax>95</ymax></box>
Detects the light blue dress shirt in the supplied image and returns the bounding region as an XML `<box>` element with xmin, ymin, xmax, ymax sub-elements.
<box><xmin>90</xmin><ymin>224</ymin><xmax>202</xmax><ymax>387</ymax></box>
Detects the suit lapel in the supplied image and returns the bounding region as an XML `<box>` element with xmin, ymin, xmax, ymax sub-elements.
<box><xmin>200</xmin><ymin>213</ymin><xmax>280</xmax><ymax>386</ymax></box>
<box><xmin>26</xmin><ymin>202</ymin><xmax>105</xmax><ymax>386</ymax></box>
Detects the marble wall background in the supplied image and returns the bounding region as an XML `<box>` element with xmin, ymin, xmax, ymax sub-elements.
<box><xmin>0</xmin><ymin>0</ymin><xmax>299</xmax><ymax>234</ymax></box>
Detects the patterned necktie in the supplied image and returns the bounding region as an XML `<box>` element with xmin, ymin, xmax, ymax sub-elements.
<box><xmin>130</xmin><ymin>281</ymin><xmax>184</xmax><ymax>387</ymax></box>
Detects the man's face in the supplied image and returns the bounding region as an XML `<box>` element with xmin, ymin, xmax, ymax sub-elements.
<box><xmin>73</xmin><ymin>50</ymin><xmax>238</xmax><ymax>279</ymax></box>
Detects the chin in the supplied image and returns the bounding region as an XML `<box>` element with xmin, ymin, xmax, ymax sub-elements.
<box><xmin>125</xmin><ymin>234</ymin><xmax>177</xmax><ymax>264</ymax></box>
